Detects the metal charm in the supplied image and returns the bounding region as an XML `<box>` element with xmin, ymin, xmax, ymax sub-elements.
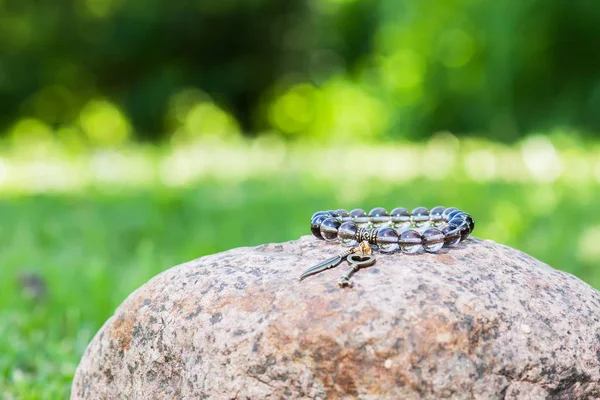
<box><xmin>299</xmin><ymin>241</ymin><xmax>372</xmax><ymax>281</ymax></box>
<box><xmin>338</xmin><ymin>253</ymin><xmax>376</xmax><ymax>288</ymax></box>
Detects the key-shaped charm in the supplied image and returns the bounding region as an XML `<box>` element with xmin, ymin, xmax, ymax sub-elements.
<box><xmin>299</xmin><ymin>241</ymin><xmax>372</xmax><ymax>281</ymax></box>
<box><xmin>338</xmin><ymin>253</ymin><xmax>376</xmax><ymax>288</ymax></box>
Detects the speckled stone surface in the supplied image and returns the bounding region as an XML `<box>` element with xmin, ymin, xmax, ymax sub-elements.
<box><xmin>72</xmin><ymin>236</ymin><xmax>600</xmax><ymax>399</ymax></box>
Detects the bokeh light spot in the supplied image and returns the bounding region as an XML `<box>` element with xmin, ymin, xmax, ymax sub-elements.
<box><xmin>422</xmin><ymin>132</ymin><xmax>459</xmax><ymax>180</ymax></box>
<box><xmin>464</xmin><ymin>149</ymin><xmax>497</xmax><ymax>182</ymax></box>
<box><xmin>381</xmin><ymin>49</ymin><xmax>425</xmax><ymax>91</ymax></box>
<box><xmin>269</xmin><ymin>84</ymin><xmax>316</xmax><ymax>135</ymax></box>
<box><xmin>10</xmin><ymin>118</ymin><xmax>54</xmax><ymax>149</ymax></box>
<box><xmin>437</xmin><ymin>29</ymin><xmax>475</xmax><ymax>68</ymax></box>
<box><xmin>167</xmin><ymin>88</ymin><xmax>211</xmax><ymax>125</ymax></box>
<box><xmin>79</xmin><ymin>99</ymin><xmax>132</xmax><ymax>147</ymax></box>
<box><xmin>82</xmin><ymin>0</ymin><xmax>121</xmax><ymax>18</ymax></box>
<box><xmin>181</xmin><ymin>102</ymin><xmax>240</xmax><ymax>140</ymax></box>
<box><xmin>0</xmin><ymin>157</ymin><xmax>7</xmax><ymax>186</ymax></box>
<box><xmin>320</xmin><ymin>81</ymin><xmax>389</xmax><ymax>141</ymax></box>
<box><xmin>521</xmin><ymin>136</ymin><xmax>563</xmax><ymax>183</ymax></box>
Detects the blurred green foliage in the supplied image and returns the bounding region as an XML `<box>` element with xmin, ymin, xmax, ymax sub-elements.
<box><xmin>1</xmin><ymin>0</ymin><xmax>600</xmax><ymax>142</ymax></box>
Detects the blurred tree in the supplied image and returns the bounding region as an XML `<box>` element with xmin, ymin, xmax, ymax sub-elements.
<box><xmin>0</xmin><ymin>0</ymin><xmax>312</xmax><ymax>139</ymax></box>
<box><xmin>0</xmin><ymin>0</ymin><xmax>600</xmax><ymax>141</ymax></box>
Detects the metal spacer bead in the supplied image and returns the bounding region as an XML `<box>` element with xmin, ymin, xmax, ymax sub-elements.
<box><xmin>356</xmin><ymin>227</ymin><xmax>377</xmax><ymax>244</ymax></box>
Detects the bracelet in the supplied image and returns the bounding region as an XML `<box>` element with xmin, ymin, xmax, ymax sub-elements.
<box><xmin>310</xmin><ymin>206</ymin><xmax>475</xmax><ymax>253</ymax></box>
<box><xmin>302</xmin><ymin>206</ymin><xmax>475</xmax><ymax>287</ymax></box>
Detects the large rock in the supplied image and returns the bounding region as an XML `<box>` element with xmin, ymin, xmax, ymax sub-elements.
<box><xmin>72</xmin><ymin>236</ymin><xmax>600</xmax><ymax>399</ymax></box>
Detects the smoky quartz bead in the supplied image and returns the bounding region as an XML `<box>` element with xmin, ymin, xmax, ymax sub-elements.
<box><xmin>320</xmin><ymin>217</ymin><xmax>341</xmax><ymax>242</ymax></box>
<box><xmin>442</xmin><ymin>207</ymin><xmax>458</xmax><ymax>221</ymax></box>
<box><xmin>310</xmin><ymin>214</ymin><xmax>329</xmax><ymax>240</ymax></box>
<box><xmin>447</xmin><ymin>209</ymin><xmax>467</xmax><ymax>221</ymax></box>
<box><xmin>441</xmin><ymin>224</ymin><xmax>461</xmax><ymax>247</ymax></box>
<box><xmin>349</xmin><ymin>208</ymin><xmax>370</xmax><ymax>226</ymax></box>
<box><xmin>327</xmin><ymin>210</ymin><xmax>341</xmax><ymax>218</ymax></box>
<box><xmin>311</xmin><ymin>211</ymin><xmax>328</xmax><ymax>221</ymax></box>
<box><xmin>336</xmin><ymin>209</ymin><xmax>350</xmax><ymax>221</ymax></box>
<box><xmin>449</xmin><ymin>216</ymin><xmax>471</xmax><ymax>240</ymax></box>
<box><xmin>459</xmin><ymin>225</ymin><xmax>470</xmax><ymax>241</ymax></box>
<box><xmin>448</xmin><ymin>215</ymin><xmax>466</xmax><ymax>226</ymax></box>
<box><xmin>411</xmin><ymin>206</ymin><xmax>430</xmax><ymax>227</ymax></box>
<box><xmin>399</xmin><ymin>229</ymin><xmax>423</xmax><ymax>254</ymax></box>
<box><xmin>390</xmin><ymin>207</ymin><xmax>411</xmax><ymax>226</ymax></box>
<box><xmin>376</xmin><ymin>227</ymin><xmax>399</xmax><ymax>253</ymax></box>
<box><xmin>422</xmin><ymin>227</ymin><xmax>445</xmax><ymax>252</ymax></box>
<box><xmin>369</xmin><ymin>207</ymin><xmax>390</xmax><ymax>227</ymax></box>
<box><xmin>430</xmin><ymin>206</ymin><xmax>445</xmax><ymax>223</ymax></box>
<box><xmin>338</xmin><ymin>221</ymin><xmax>359</xmax><ymax>247</ymax></box>
<box><xmin>465</xmin><ymin>215</ymin><xmax>475</xmax><ymax>233</ymax></box>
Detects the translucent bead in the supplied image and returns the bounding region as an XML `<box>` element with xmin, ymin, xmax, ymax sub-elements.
<box><xmin>447</xmin><ymin>209</ymin><xmax>466</xmax><ymax>221</ymax></box>
<box><xmin>430</xmin><ymin>206</ymin><xmax>445</xmax><ymax>223</ymax></box>
<box><xmin>465</xmin><ymin>215</ymin><xmax>475</xmax><ymax>234</ymax></box>
<box><xmin>411</xmin><ymin>207</ymin><xmax>430</xmax><ymax>227</ymax></box>
<box><xmin>448</xmin><ymin>215</ymin><xmax>466</xmax><ymax>226</ymax></box>
<box><xmin>390</xmin><ymin>207</ymin><xmax>411</xmax><ymax>225</ymax></box>
<box><xmin>311</xmin><ymin>211</ymin><xmax>328</xmax><ymax>221</ymax></box>
<box><xmin>449</xmin><ymin>215</ymin><xmax>471</xmax><ymax>241</ymax></box>
<box><xmin>369</xmin><ymin>207</ymin><xmax>390</xmax><ymax>227</ymax></box>
<box><xmin>441</xmin><ymin>223</ymin><xmax>461</xmax><ymax>247</ymax></box>
<box><xmin>338</xmin><ymin>221</ymin><xmax>359</xmax><ymax>247</ymax></box>
<box><xmin>327</xmin><ymin>210</ymin><xmax>340</xmax><ymax>218</ymax></box>
<box><xmin>399</xmin><ymin>229</ymin><xmax>423</xmax><ymax>254</ymax></box>
<box><xmin>320</xmin><ymin>217</ymin><xmax>341</xmax><ymax>242</ymax></box>
<box><xmin>460</xmin><ymin>225</ymin><xmax>470</xmax><ymax>240</ymax></box>
<box><xmin>422</xmin><ymin>227</ymin><xmax>444</xmax><ymax>252</ymax></box>
<box><xmin>336</xmin><ymin>209</ymin><xmax>350</xmax><ymax>221</ymax></box>
<box><xmin>349</xmin><ymin>208</ymin><xmax>370</xmax><ymax>226</ymax></box>
<box><xmin>442</xmin><ymin>207</ymin><xmax>458</xmax><ymax>221</ymax></box>
<box><xmin>376</xmin><ymin>227</ymin><xmax>399</xmax><ymax>253</ymax></box>
<box><xmin>310</xmin><ymin>214</ymin><xmax>328</xmax><ymax>240</ymax></box>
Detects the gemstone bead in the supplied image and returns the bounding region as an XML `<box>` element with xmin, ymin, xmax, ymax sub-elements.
<box><xmin>399</xmin><ymin>229</ymin><xmax>423</xmax><ymax>254</ymax></box>
<box><xmin>369</xmin><ymin>207</ymin><xmax>390</xmax><ymax>227</ymax></box>
<box><xmin>448</xmin><ymin>215</ymin><xmax>466</xmax><ymax>226</ymax></box>
<box><xmin>311</xmin><ymin>211</ymin><xmax>328</xmax><ymax>221</ymax></box>
<box><xmin>449</xmin><ymin>215</ymin><xmax>470</xmax><ymax>240</ymax></box>
<box><xmin>338</xmin><ymin>221</ymin><xmax>359</xmax><ymax>247</ymax></box>
<box><xmin>447</xmin><ymin>209</ymin><xmax>466</xmax><ymax>221</ymax></box>
<box><xmin>349</xmin><ymin>208</ymin><xmax>370</xmax><ymax>226</ymax></box>
<box><xmin>320</xmin><ymin>217</ymin><xmax>341</xmax><ymax>242</ymax></box>
<box><xmin>376</xmin><ymin>227</ymin><xmax>399</xmax><ymax>253</ymax></box>
<box><xmin>430</xmin><ymin>206</ymin><xmax>445</xmax><ymax>223</ymax></box>
<box><xmin>441</xmin><ymin>223</ymin><xmax>461</xmax><ymax>247</ymax></box>
<box><xmin>459</xmin><ymin>225</ymin><xmax>470</xmax><ymax>240</ymax></box>
<box><xmin>411</xmin><ymin>206</ymin><xmax>430</xmax><ymax>227</ymax></box>
<box><xmin>310</xmin><ymin>214</ymin><xmax>328</xmax><ymax>239</ymax></box>
<box><xmin>422</xmin><ymin>227</ymin><xmax>444</xmax><ymax>252</ymax></box>
<box><xmin>390</xmin><ymin>207</ymin><xmax>411</xmax><ymax>225</ymax></box>
<box><xmin>465</xmin><ymin>215</ymin><xmax>475</xmax><ymax>233</ymax></box>
<box><xmin>442</xmin><ymin>207</ymin><xmax>458</xmax><ymax>221</ymax></box>
<box><xmin>327</xmin><ymin>210</ymin><xmax>340</xmax><ymax>218</ymax></box>
<box><xmin>336</xmin><ymin>209</ymin><xmax>350</xmax><ymax>221</ymax></box>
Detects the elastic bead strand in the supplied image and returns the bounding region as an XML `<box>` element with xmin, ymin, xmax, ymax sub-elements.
<box><xmin>310</xmin><ymin>206</ymin><xmax>475</xmax><ymax>253</ymax></box>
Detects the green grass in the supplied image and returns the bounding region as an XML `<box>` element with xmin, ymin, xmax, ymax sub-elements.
<box><xmin>1</xmin><ymin>176</ymin><xmax>599</xmax><ymax>398</ymax></box>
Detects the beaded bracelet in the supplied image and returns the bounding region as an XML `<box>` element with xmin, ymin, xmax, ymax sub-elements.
<box><xmin>301</xmin><ymin>206</ymin><xmax>475</xmax><ymax>287</ymax></box>
<box><xmin>310</xmin><ymin>206</ymin><xmax>475</xmax><ymax>252</ymax></box>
